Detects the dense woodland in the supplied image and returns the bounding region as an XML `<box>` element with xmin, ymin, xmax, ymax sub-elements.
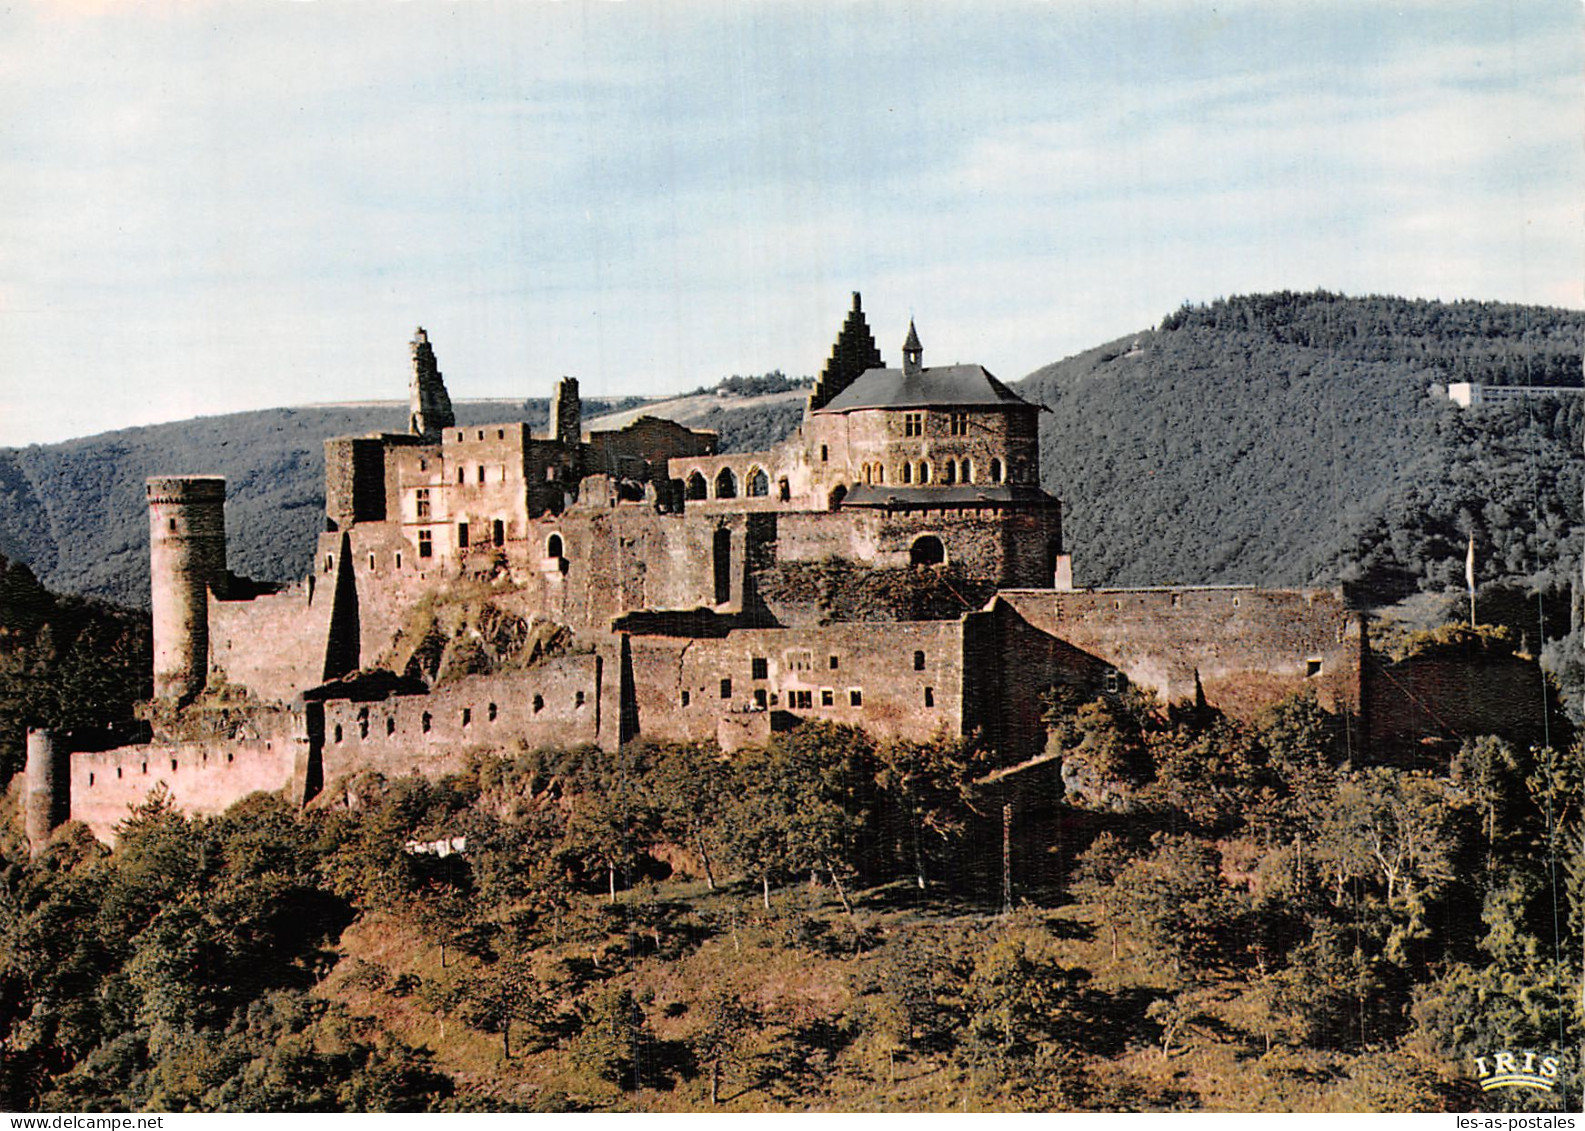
<box><xmin>1</xmin><ymin>691</ymin><xmax>1579</xmax><ymax>1111</ymax></box>
<box><xmin>0</xmin><ymin>553</ymin><xmax>149</xmax><ymax>781</ymax></box>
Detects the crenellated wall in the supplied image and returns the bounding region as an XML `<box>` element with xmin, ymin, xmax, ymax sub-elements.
<box><xmin>69</xmin><ymin>726</ymin><xmax>302</xmax><ymax>843</ymax></box>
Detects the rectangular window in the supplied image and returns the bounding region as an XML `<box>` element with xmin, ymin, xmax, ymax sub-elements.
<box><xmin>790</xmin><ymin>689</ymin><xmax>812</xmax><ymax>710</ymax></box>
<box><xmin>1306</xmin><ymin>658</ymin><xmax>1323</xmax><ymax>678</ymax></box>
<box><xmin>849</xmin><ymin>688</ymin><xmax>863</xmax><ymax>707</ymax></box>
<box><xmin>478</xmin><ymin>465</ymin><xmax>486</xmax><ymax>483</ymax></box>
<box><xmin>821</xmin><ymin>688</ymin><xmax>834</xmax><ymax>707</ymax></box>
<box><xmin>1103</xmin><ymin>669</ymin><xmax>1119</xmax><ymax>694</ymax></box>
<box><xmin>787</xmin><ymin>649</ymin><xmax>813</xmax><ymax>672</ymax></box>
<box><xmin>820</xmin><ymin>444</ymin><xmax>829</xmax><ymax>462</ymax></box>
<box><xmin>751</xmin><ymin>657</ymin><xmax>768</xmax><ymax>681</ymax></box>
<box><xmin>949</xmin><ymin>412</ymin><xmax>968</xmax><ymax>436</ymax></box>
<box><xmin>458</xmin><ymin>521</ymin><xmax>469</xmax><ymax>548</ymax></box>
<box><xmin>418</xmin><ymin>529</ymin><xmax>433</xmax><ymax>558</ymax></box>
<box><xmin>754</xmin><ymin>688</ymin><xmax>768</xmax><ymax>709</ymax></box>
<box><xmin>904</xmin><ymin>412</ymin><xmax>924</xmax><ymax>437</ymax></box>
<box><xmin>681</xmin><ymin>690</ymin><xmax>690</xmax><ymax>707</ymax></box>
<box><xmin>924</xmin><ymin>687</ymin><xmax>935</xmax><ymax>708</ymax></box>
<box><xmin>829</xmin><ymin>655</ymin><xmax>839</xmax><ymax>670</ymax></box>
<box><xmin>416</xmin><ymin>487</ymin><xmax>431</xmax><ymax>519</ymax></box>
<box><xmin>720</xmin><ymin>678</ymin><xmax>732</xmax><ymax>699</ymax></box>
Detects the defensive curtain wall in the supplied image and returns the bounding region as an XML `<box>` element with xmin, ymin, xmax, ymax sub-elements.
<box><xmin>14</xmin><ymin>299</ymin><xmax>1544</xmax><ymax>853</ymax></box>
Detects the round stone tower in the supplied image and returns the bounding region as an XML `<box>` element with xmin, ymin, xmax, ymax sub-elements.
<box><xmin>147</xmin><ymin>475</ymin><xmax>227</xmax><ymax>703</ymax></box>
<box><xmin>24</xmin><ymin>728</ymin><xmax>69</xmax><ymax>857</ymax></box>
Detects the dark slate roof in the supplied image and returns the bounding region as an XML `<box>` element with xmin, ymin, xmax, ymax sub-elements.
<box><xmin>837</xmin><ymin>484</ymin><xmax>1056</xmax><ymax>508</ymax></box>
<box><xmin>812</xmin><ymin>364</ymin><xmax>1037</xmax><ymax>413</ymax></box>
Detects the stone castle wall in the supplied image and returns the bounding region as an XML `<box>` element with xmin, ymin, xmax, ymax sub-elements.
<box><xmin>69</xmin><ymin>725</ymin><xmax>302</xmax><ymax>843</ymax></box>
<box><xmin>316</xmin><ymin>651</ymin><xmax>612</xmax><ymax>788</ymax></box>
<box><xmin>994</xmin><ymin>587</ymin><xmax>1361</xmax><ymax>715</ymax></box>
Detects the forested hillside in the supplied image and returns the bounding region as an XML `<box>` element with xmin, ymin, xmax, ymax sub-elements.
<box><xmin>0</xmin><ymin>553</ymin><xmax>149</xmax><ymax>779</ymax></box>
<box><xmin>1</xmin><ymin>294</ymin><xmax>1578</xmax><ymax>619</ymax></box>
<box><xmin>1025</xmin><ymin>292</ymin><xmax>1583</xmax><ymax>601</ymax></box>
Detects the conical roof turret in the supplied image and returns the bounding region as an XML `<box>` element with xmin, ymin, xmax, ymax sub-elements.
<box><xmin>902</xmin><ymin>320</ymin><xmax>923</xmax><ymax>377</ymax></box>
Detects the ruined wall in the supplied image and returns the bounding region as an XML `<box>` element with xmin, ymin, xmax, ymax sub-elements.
<box><xmin>994</xmin><ymin>587</ymin><xmax>1362</xmax><ymax>719</ymax></box>
<box><xmin>69</xmin><ymin>721</ymin><xmax>302</xmax><ymax>843</ymax></box>
<box><xmin>586</xmin><ymin>416</ymin><xmax>716</xmax><ymax>483</ymax></box>
<box><xmin>317</xmin><ymin>650</ymin><xmax>613</xmax><ymax>787</ymax></box>
<box><xmin>210</xmin><ymin>576</ymin><xmax>337</xmax><ymax>703</ymax></box>
<box><xmin>325</xmin><ymin>437</ymin><xmax>390</xmax><ymax>528</ymax></box>
<box><xmin>625</xmin><ymin>620</ymin><xmax>967</xmax><ymax>749</ymax></box>
<box><xmin>1366</xmin><ymin>653</ymin><xmax>1551</xmax><ymax>761</ymax></box>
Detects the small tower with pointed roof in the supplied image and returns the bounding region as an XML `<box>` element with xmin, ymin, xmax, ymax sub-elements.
<box><xmin>808</xmin><ymin>292</ymin><xmax>885</xmax><ymax>412</ymax></box>
<box><xmin>408</xmin><ymin>327</ymin><xmax>455</xmax><ymax>439</ymax></box>
<box><xmin>902</xmin><ymin>320</ymin><xmax>923</xmax><ymax>378</ymax></box>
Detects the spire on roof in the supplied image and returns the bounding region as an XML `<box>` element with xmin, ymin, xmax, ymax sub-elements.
<box><xmin>808</xmin><ymin>291</ymin><xmax>885</xmax><ymax>413</ymax></box>
<box><xmin>902</xmin><ymin>320</ymin><xmax>923</xmax><ymax>378</ymax></box>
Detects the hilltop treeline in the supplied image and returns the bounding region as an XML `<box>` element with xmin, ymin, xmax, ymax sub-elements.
<box><xmin>1027</xmin><ymin>292</ymin><xmax>1583</xmax><ymax>606</ymax></box>
<box><xmin>3</xmin><ymin>691</ymin><xmax>1579</xmax><ymax>1112</ymax></box>
<box><xmin>0</xmin><ymin>553</ymin><xmax>149</xmax><ymax>780</ymax></box>
<box><xmin>690</xmin><ymin>370</ymin><xmax>813</xmax><ymax>398</ymax></box>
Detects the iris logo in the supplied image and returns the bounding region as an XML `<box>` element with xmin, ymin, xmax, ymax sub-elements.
<box><xmin>1472</xmin><ymin>1050</ymin><xmax>1560</xmax><ymax>1092</ymax></box>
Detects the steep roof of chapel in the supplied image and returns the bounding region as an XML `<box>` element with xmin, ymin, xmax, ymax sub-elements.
<box><xmin>811</xmin><ymin>364</ymin><xmax>1035</xmax><ymax>413</ymax></box>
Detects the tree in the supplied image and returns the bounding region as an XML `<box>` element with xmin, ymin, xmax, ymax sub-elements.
<box><xmin>1105</xmin><ymin>833</ymin><xmax>1250</xmax><ymax>977</ymax></box>
<box><xmin>690</xmin><ymin>988</ymin><xmax>763</xmax><ymax>1104</ymax></box>
<box><xmin>571</xmin><ymin>987</ymin><xmax>656</xmax><ymax>1092</ymax></box>
<box><xmin>875</xmin><ymin>734</ymin><xmax>976</xmax><ymax>890</ymax></box>
<box><xmin>457</xmin><ymin>952</ymin><xmax>554</xmax><ymax>1059</ymax></box>
<box><xmin>649</xmin><ymin>743</ymin><xmax>732</xmax><ymax>890</ymax></box>
<box><xmin>563</xmin><ymin>749</ymin><xmax>661</xmax><ymax>903</ymax></box>
<box><xmin>1070</xmin><ymin>832</ymin><xmax>1132</xmax><ymax>960</ymax></box>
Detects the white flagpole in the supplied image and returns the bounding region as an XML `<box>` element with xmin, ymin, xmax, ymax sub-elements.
<box><xmin>1466</xmin><ymin>534</ymin><xmax>1476</xmax><ymax>627</ymax></box>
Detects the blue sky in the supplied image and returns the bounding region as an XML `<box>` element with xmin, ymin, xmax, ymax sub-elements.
<box><xmin>2</xmin><ymin>0</ymin><xmax>1580</xmax><ymax>447</ymax></box>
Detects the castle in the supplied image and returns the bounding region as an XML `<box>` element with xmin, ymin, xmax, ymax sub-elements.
<box><xmin>19</xmin><ymin>295</ymin><xmax>1531</xmax><ymax>852</ymax></box>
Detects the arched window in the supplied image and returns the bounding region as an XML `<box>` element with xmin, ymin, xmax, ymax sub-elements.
<box><xmin>961</xmin><ymin>459</ymin><xmax>972</xmax><ymax>483</ymax></box>
<box><xmin>943</xmin><ymin>460</ymin><xmax>956</xmax><ymax>485</ymax></box>
<box><xmin>686</xmin><ymin>471</ymin><xmax>707</xmax><ymax>500</ymax></box>
<box><xmin>876</xmin><ymin>463</ymin><xmax>884</xmax><ymax>484</ymax></box>
<box><xmin>715</xmin><ymin>468</ymin><xmax>738</xmax><ymax>499</ymax></box>
<box><xmin>990</xmin><ymin>458</ymin><xmax>1003</xmax><ymax>483</ymax></box>
<box><xmin>778</xmin><ymin>477</ymin><xmax>790</xmax><ymax>502</ymax></box>
<box><xmin>828</xmin><ymin>484</ymin><xmax>847</xmax><ymax>510</ymax></box>
<box><xmin>918</xmin><ymin>461</ymin><xmax>931</xmax><ymax>485</ymax></box>
<box><xmin>910</xmin><ymin>535</ymin><xmax>945</xmax><ymax>567</ymax></box>
<box><xmin>901</xmin><ymin>462</ymin><xmax>912</xmax><ymax>484</ymax></box>
<box><xmin>547</xmin><ymin>533</ymin><xmax>564</xmax><ymax>559</ymax></box>
<box><xmin>746</xmin><ymin>467</ymin><xmax>768</xmax><ymax>497</ymax></box>
<box><xmin>862</xmin><ymin>463</ymin><xmax>872</xmax><ymax>485</ymax></box>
